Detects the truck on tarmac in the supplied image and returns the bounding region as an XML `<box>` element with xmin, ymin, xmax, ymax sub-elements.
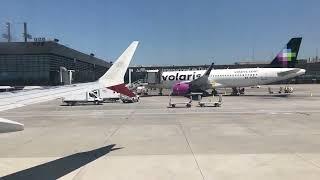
<box><xmin>62</xmin><ymin>89</ymin><xmax>103</xmax><ymax>106</ymax></box>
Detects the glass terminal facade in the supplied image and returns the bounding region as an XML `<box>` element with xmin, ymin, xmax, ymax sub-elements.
<box><xmin>0</xmin><ymin>42</ymin><xmax>110</xmax><ymax>86</ymax></box>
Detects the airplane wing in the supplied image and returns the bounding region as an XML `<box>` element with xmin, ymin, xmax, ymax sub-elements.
<box><xmin>277</xmin><ymin>68</ymin><xmax>300</xmax><ymax>77</ymax></box>
<box><xmin>99</xmin><ymin>41</ymin><xmax>139</xmax><ymax>97</ymax></box>
<box><xmin>189</xmin><ymin>63</ymin><xmax>214</xmax><ymax>90</ymax></box>
<box><xmin>0</xmin><ymin>41</ymin><xmax>139</xmax><ymax>132</ymax></box>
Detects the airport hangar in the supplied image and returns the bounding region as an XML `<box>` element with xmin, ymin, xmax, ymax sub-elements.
<box><xmin>0</xmin><ymin>40</ymin><xmax>111</xmax><ymax>87</ymax></box>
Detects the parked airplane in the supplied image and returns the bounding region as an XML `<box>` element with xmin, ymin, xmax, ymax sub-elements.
<box><xmin>0</xmin><ymin>41</ymin><xmax>139</xmax><ymax>133</ymax></box>
<box><xmin>158</xmin><ymin>37</ymin><xmax>305</xmax><ymax>95</ymax></box>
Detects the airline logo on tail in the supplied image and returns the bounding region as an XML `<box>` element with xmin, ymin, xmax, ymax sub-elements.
<box><xmin>271</xmin><ymin>37</ymin><xmax>302</xmax><ymax>68</ymax></box>
<box><xmin>277</xmin><ymin>49</ymin><xmax>297</xmax><ymax>62</ymax></box>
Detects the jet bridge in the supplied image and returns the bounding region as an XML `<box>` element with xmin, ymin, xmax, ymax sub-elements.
<box><xmin>142</xmin><ymin>69</ymin><xmax>164</xmax><ymax>95</ymax></box>
<box><xmin>144</xmin><ymin>69</ymin><xmax>161</xmax><ymax>84</ymax></box>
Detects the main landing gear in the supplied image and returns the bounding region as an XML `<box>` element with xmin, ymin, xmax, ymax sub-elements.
<box><xmin>212</xmin><ymin>89</ymin><xmax>218</xmax><ymax>96</ymax></box>
<box><xmin>231</xmin><ymin>87</ymin><xmax>245</xmax><ymax>96</ymax></box>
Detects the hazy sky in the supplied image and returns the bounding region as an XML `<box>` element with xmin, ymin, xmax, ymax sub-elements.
<box><xmin>0</xmin><ymin>0</ymin><xmax>319</xmax><ymax>65</ymax></box>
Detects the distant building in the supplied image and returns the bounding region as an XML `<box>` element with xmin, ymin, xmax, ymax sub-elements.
<box><xmin>0</xmin><ymin>41</ymin><xmax>111</xmax><ymax>86</ymax></box>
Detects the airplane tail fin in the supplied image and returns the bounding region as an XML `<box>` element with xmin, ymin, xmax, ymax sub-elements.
<box><xmin>98</xmin><ymin>41</ymin><xmax>139</xmax><ymax>97</ymax></box>
<box><xmin>270</xmin><ymin>37</ymin><xmax>302</xmax><ymax>68</ymax></box>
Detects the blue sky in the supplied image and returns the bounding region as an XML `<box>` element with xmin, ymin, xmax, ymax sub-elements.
<box><xmin>0</xmin><ymin>0</ymin><xmax>319</xmax><ymax>65</ymax></box>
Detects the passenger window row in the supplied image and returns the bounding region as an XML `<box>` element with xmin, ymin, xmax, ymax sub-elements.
<box><xmin>211</xmin><ymin>74</ymin><xmax>258</xmax><ymax>77</ymax></box>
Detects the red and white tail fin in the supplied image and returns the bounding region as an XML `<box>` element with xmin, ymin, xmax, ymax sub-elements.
<box><xmin>98</xmin><ymin>41</ymin><xmax>139</xmax><ymax>97</ymax></box>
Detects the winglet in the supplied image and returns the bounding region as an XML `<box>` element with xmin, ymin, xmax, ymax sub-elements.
<box><xmin>0</xmin><ymin>118</ymin><xmax>24</xmax><ymax>133</ymax></box>
<box><xmin>204</xmin><ymin>63</ymin><xmax>215</xmax><ymax>76</ymax></box>
<box><xmin>99</xmin><ymin>41</ymin><xmax>139</xmax><ymax>87</ymax></box>
<box><xmin>98</xmin><ymin>41</ymin><xmax>139</xmax><ymax>97</ymax></box>
<box><xmin>189</xmin><ymin>62</ymin><xmax>214</xmax><ymax>89</ymax></box>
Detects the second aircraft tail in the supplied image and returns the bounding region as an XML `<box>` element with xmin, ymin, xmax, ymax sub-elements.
<box><xmin>270</xmin><ymin>37</ymin><xmax>302</xmax><ymax>68</ymax></box>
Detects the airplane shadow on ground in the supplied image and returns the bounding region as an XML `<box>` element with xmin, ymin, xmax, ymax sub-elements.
<box><xmin>1</xmin><ymin>144</ymin><xmax>122</xmax><ymax>180</ymax></box>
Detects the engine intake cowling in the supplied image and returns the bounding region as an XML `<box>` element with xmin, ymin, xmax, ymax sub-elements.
<box><xmin>171</xmin><ymin>82</ymin><xmax>190</xmax><ymax>96</ymax></box>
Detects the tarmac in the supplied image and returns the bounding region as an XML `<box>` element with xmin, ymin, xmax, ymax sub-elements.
<box><xmin>1</xmin><ymin>84</ymin><xmax>320</xmax><ymax>180</ymax></box>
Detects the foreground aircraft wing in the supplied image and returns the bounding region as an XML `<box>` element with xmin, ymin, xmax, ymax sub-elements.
<box><xmin>0</xmin><ymin>41</ymin><xmax>139</xmax><ymax>133</ymax></box>
<box><xmin>99</xmin><ymin>41</ymin><xmax>139</xmax><ymax>97</ymax></box>
<box><xmin>189</xmin><ymin>63</ymin><xmax>214</xmax><ymax>88</ymax></box>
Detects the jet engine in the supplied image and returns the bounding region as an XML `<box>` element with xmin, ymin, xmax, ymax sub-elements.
<box><xmin>171</xmin><ymin>82</ymin><xmax>190</xmax><ymax>96</ymax></box>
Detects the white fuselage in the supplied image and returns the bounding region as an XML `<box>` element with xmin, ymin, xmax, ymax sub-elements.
<box><xmin>160</xmin><ymin>68</ymin><xmax>306</xmax><ymax>89</ymax></box>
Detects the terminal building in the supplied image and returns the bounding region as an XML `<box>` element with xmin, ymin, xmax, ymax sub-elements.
<box><xmin>0</xmin><ymin>41</ymin><xmax>111</xmax><ymax>86</ymax></box>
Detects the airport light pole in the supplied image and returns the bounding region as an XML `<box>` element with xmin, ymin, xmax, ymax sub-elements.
<box><xmin>6</xmin><ymin>22</ymin><xmax>11</xmax><ymax>42</ymax></box>
<box><xmin>2</xmin><ymin>22</ymin><xmax>11</xmax><ymax>42</ymax></box>
<box><xmin>23</xmin><ymin>22</ymin><xmax>32</xmax><ymax>42</ymax></box>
